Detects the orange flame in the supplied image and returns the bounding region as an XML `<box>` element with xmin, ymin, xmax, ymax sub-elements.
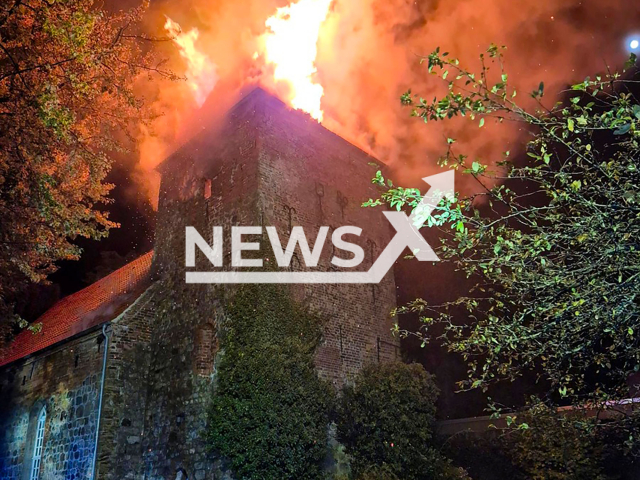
<box><xmin>164</xmin><ymin>17</ymin><xmax>218</xmax><ymax>107</ymax></box>
<box><xmin>258</xmin><ymin>0</ymin><xmax>332</xmax><ymax>121</ymax></box>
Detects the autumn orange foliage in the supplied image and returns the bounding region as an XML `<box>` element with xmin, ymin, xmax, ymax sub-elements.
<box><xmin>0</xmin><ymin>0</ymin><xmax>173</xmax><ymax>323</ymax></box>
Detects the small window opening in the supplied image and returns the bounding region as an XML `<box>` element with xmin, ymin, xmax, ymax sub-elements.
<box><xmin>194</xmin><ymin>323</ymin><xmax>218</xmax><ymax>376</ymax></box>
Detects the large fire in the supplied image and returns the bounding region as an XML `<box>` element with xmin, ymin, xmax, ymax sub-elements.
<box><xmin>164</xmin><ymin>1</ymin><xmax>331</xmax><ymax>119</ymax></box>
<box><xmin>164</xmin><ymin>17</ymin><xmax>217</xmax><ymax>107</ymax></box>
<box><xmin>258</xmin><ymin>0</ymin><xmax>332</xmax><ymax>122</ymax></box>
<box><xmin>136</xmin><ymin>0</ymin><xmax>633</xmax><ymax>210</ymax></box>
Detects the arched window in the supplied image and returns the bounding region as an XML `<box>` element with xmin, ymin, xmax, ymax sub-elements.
<box><xmin>29</xmin><ymin>406</ymin><xmax>46</xmax><ymax>480</ymax></box>
<box><xmin>175</xmin><ymin>468</ymin><xmax>188</xmax><ymax>480</ymax></box>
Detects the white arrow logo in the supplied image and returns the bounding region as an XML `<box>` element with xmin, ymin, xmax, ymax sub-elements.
<box><xmin>186</xmin><ymin>171</ymin><xmax>454</xmax><ymax>284</ymax></box>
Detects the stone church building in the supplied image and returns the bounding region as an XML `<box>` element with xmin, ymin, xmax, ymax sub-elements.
<box><xmin>0</xmin><ymin>88</ymin><xmax>399</xmax><ymax>480</ymax></box>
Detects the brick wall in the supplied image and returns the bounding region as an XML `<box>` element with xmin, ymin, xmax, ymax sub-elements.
<box><xmin>253</xmin><ymin>89</ymin><xmax>398</xmax><ymax>384</ymax></box>
<box><xmin>0</xmin><ymin>87</ymin><xmax>402</xmax><ymax>480</ymax></box>
<box><xmin>100</xmin><ymin>87</ymin><xmax>401</xmax><ymax>480</ymax></box>
<box><xmin>155</xmin><ymin>87</ymin><xmax>399</xmax><ymax>386</ymax></box>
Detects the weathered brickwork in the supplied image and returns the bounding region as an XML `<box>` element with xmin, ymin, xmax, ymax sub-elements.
<box><xmin>0</xmin><ymin>87</ymin><xmax>400</xmax><ymax>480</ymax></box>
<box><xmin>137</xmin><ymin>282</ymin><xmax>225</xmax><ymax>480</ymax></box>
<box><xmin>194</xmin><ymin>324</ymin><xmax>218</xmax><ymax>376</ymax></box>
<box><xmin>154</xmin><ymin>87</ymin><xmax>399</xmax><ymax>386</ymax></box>
<box><xmin>0</xmin><ymin>330</ymin><xmax>104</xmax><ymax>480</ymax></box>
<box><xmin>254</xmin><ymin>93</ymin><xmax>399</xmax><ymax>383</ymax></box>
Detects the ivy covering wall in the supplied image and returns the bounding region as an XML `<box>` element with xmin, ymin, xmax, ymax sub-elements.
<box><xmin>207</xmin><ymin>284</ymin><xmax>335</xmax><ymax>480</ymax></box>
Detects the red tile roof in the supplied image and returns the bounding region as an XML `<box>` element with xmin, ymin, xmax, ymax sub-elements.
<box><xmin>0</xmin><ymin>251</ymin><xmax>154</xmax><ymax>367</ymax></box>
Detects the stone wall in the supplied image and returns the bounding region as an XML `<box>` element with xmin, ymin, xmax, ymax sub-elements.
<box><xmin>253</xmin><ymin>90</ymin><xmax>399</xmax><ymax>384</ymax></box>
<box><xmin>137</xmin><ymin>281</ymin><xmax>223</xmax><ymax>480</ymax></box>
<box><xmin>155</xmin><ymin>87</ymin><xmax>399</xmax><ymax>387</ymax></box>
<box><xmin>0</xmin><ymin>88</ymin><xmax>402</xmax><ymax>480</ymax></box>
<box><xmin>0</xmin><ymin>330</ymin><xmax>105</xmax><ymax>480</ymax></box>
<box><xmin>99</xmin><ymin>88</ymin><xmax>401</xmax><ymax>479</ymax></box>
<box><xmin>96</xmin><ymin>288</ymin><xmax>156</xmax><ymax>480</ymax></box>
<box><xmin>95</xmin><ymin>272</ymin><xmax>225</xmax><ymax>480</ymax></box>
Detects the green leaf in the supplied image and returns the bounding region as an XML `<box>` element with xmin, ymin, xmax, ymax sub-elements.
<box><xmin>614</xmin><ymin>123</ymin><xmax>631</xmax><ymax>135</ymax></box>
<box><xmin>479</xmin><ymin>118</ymin><xmax>485</xmax><ymax>128</ymax></box>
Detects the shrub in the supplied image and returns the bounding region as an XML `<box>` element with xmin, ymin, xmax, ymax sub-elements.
<box><xmin>337</xmin><ymin>362</ymin><xmax>462</xmax><ymax>479</ymax></box>
<box><xmin>507</xmin><ymin>402</ymin><xmax>606</xmax><ymax>480</ymax></box>
<box><xmin>356</xmin><ymin>465</ymin><xmax>400</xmax><ymax>480</ymax></box>
<box><xmin>207</xmin><ymin>284</ymin><xmax>335</xmax><ymax>480</ymax></box>
<box><xmin>446</xmin><ymin>404</ymin><xmax>640</xmax><ymax>479</ymax></box>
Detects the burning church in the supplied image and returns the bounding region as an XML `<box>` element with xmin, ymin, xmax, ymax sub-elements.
<box><xmin>0</xmin><ymin>86</ymin><xmax>400</xmax><ymax>480</ymax></box>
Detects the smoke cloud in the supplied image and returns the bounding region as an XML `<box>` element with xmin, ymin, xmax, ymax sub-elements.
<box><xmin>134</xmin><ymin>0</ymin><xmax>640</xmax><ymax>204</ymax></box>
